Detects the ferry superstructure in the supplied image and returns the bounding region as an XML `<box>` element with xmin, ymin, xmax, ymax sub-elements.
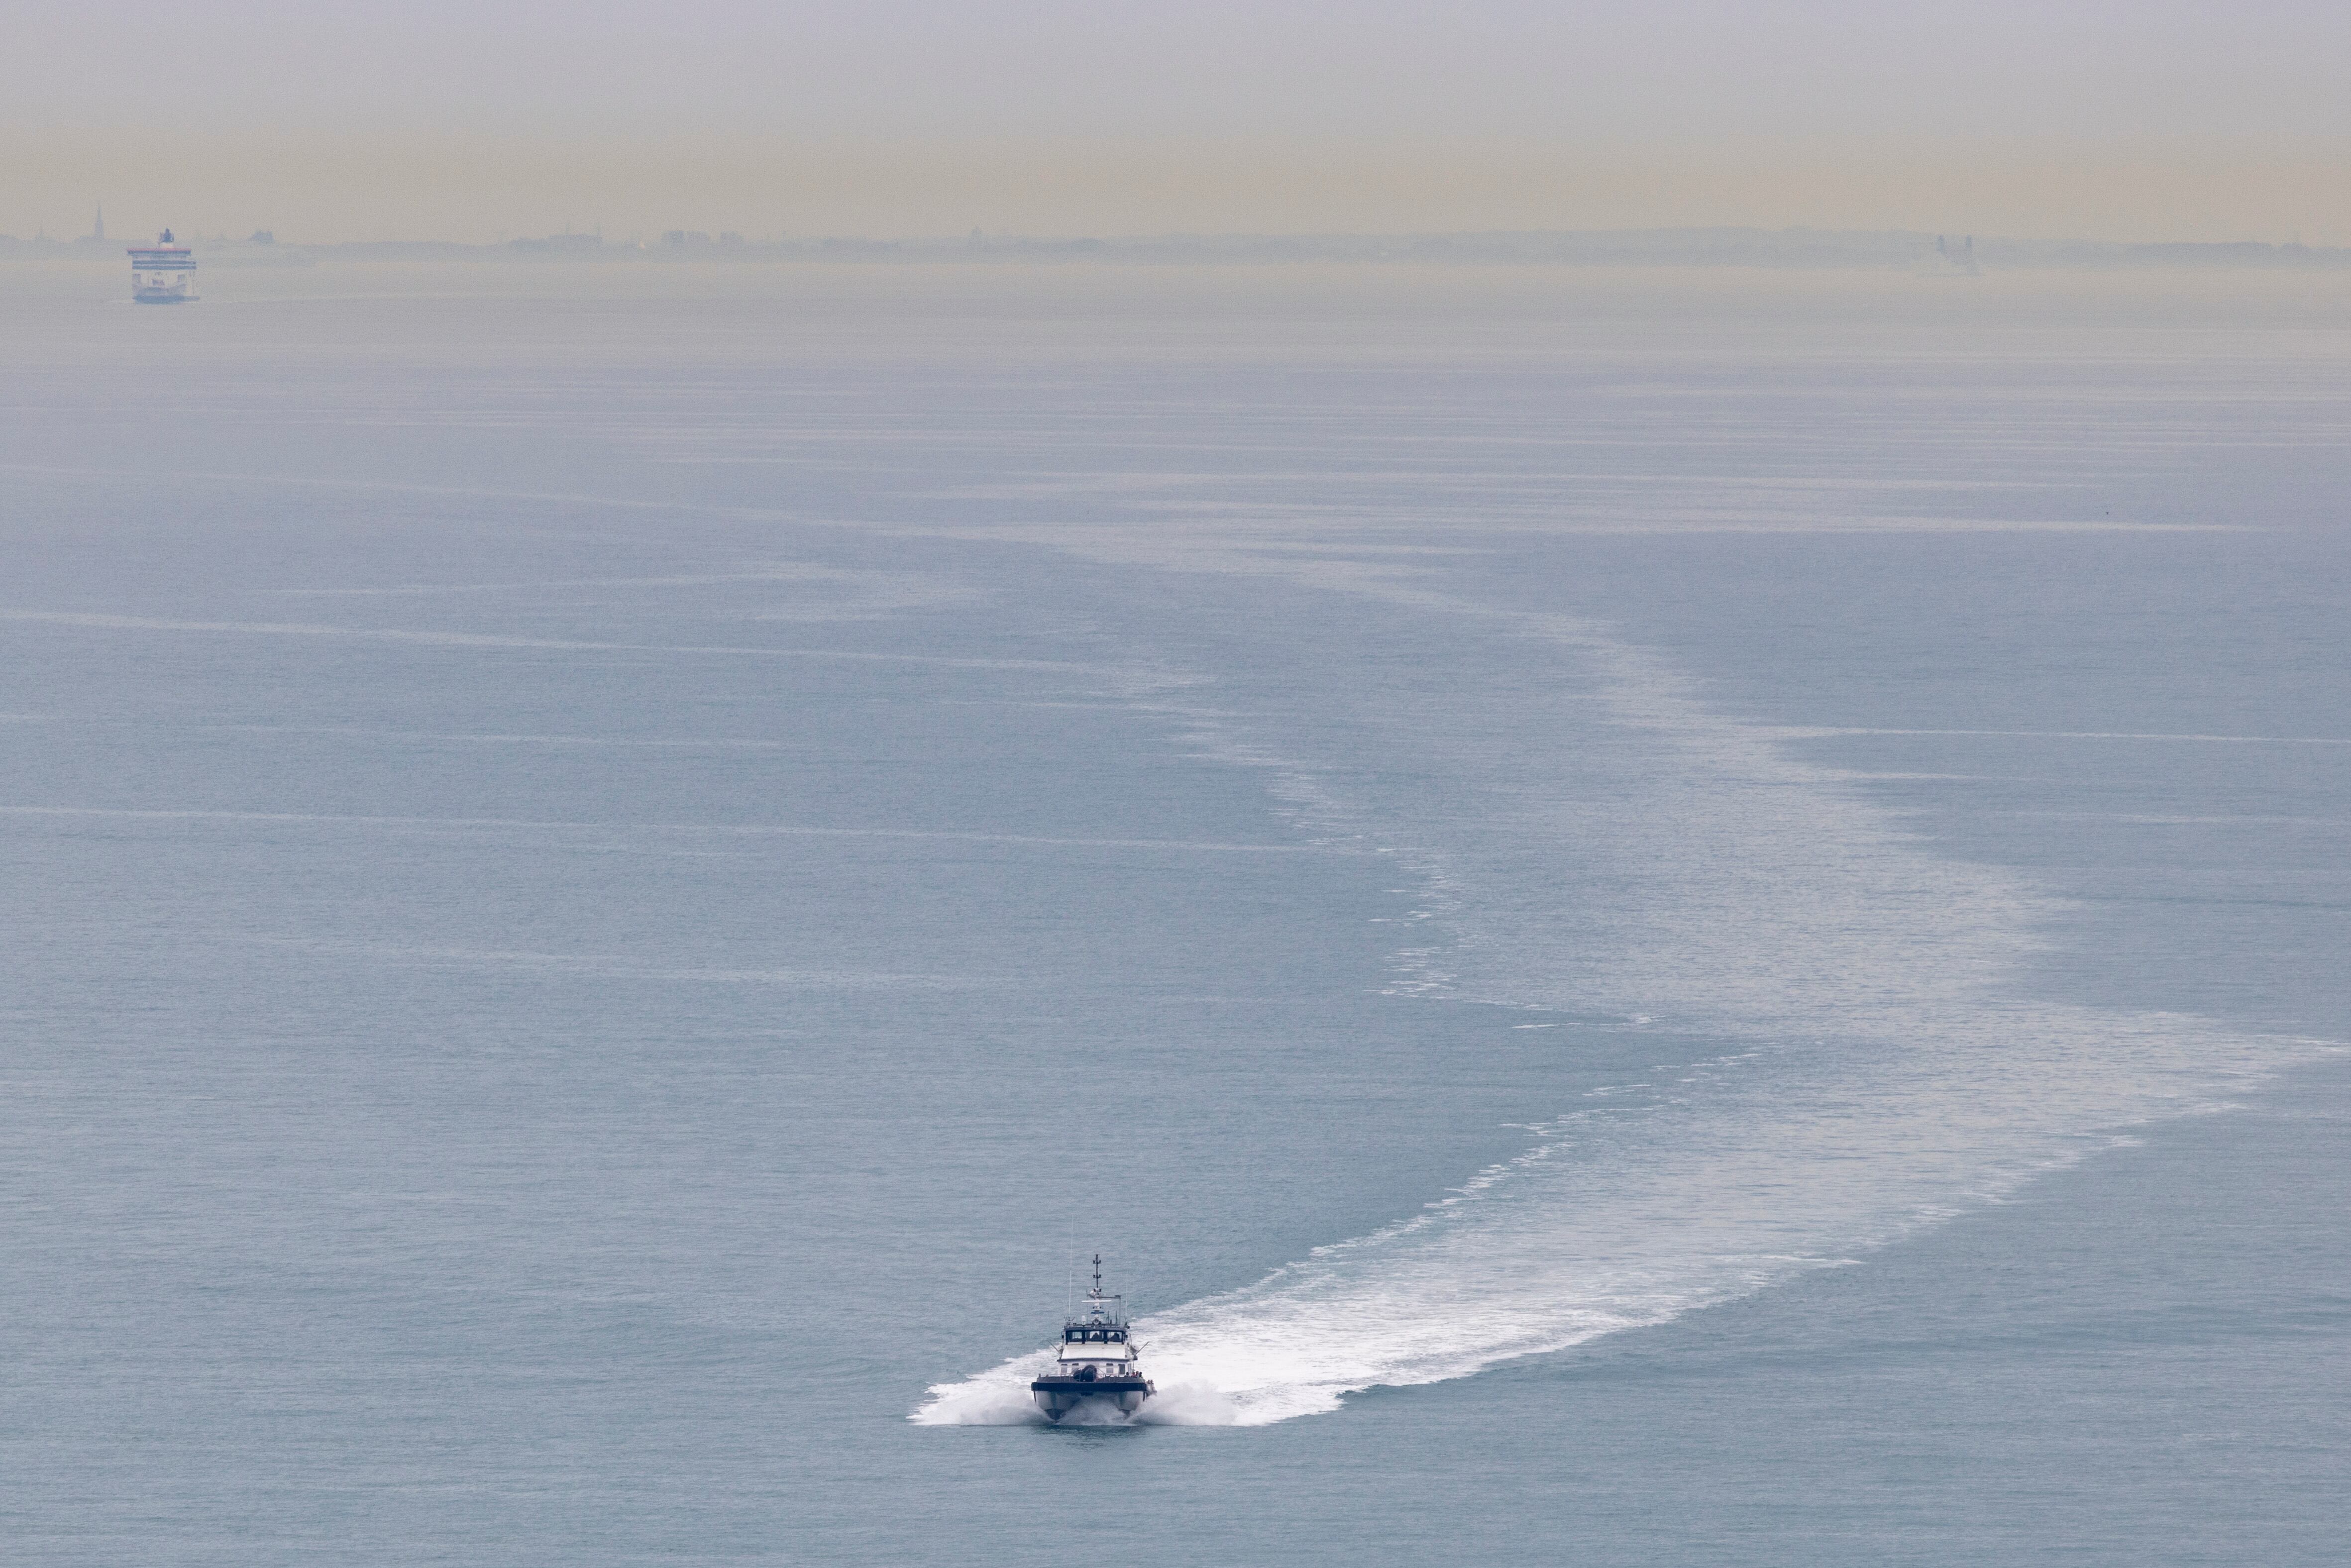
<box><xmin>128</xmin><ymin>230</ymin><xmax>197</xmax><ymax>303</ymax></box>
<box><xmin>1029</xmin><ymin>1255</ymin><xmax>1154</xmax><ymax>1422</ymax></box>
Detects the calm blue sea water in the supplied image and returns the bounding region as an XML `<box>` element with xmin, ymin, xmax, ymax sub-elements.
<box><xmin>2</xmin><ymin>263</ymin><xmax>2346</xmax><ymax>1564</ymax></box>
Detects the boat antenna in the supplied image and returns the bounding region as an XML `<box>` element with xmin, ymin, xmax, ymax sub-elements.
<box><xmin>1092</xmin><ymin>1253</ymin><xmax>1103</xmax><ymax>1299</ymax></box>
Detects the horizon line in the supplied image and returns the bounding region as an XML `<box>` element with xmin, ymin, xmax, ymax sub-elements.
<box><xmin>7</xmin><ymin>224</ymin><xmax>2348</xmax><ymax>271</ymax></box>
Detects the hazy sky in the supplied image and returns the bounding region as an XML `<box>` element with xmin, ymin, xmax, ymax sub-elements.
<box><xmin>8</xmin><ymin>1</ymin><xmax>2349</xmax><ymax>243</ymax></box>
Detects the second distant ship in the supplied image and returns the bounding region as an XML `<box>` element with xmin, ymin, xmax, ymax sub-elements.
<box><xmin>1030</xmin><ymin>1255</ymin><xmax>1155</xmax><ymax>1422</ymax></box>
<box><xmin>128</xmin><ymin>230</ymin><xmax>197</xmax><ymax>303</ymax></box>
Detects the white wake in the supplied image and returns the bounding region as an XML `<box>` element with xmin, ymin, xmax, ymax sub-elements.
<box><xmin>915</xmin><ymin>601</ymin><xmax>2304</xmax><ymax>1427</ymax></box>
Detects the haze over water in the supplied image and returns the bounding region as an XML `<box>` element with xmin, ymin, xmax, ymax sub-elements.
<box><xmin>3</xmin><ymin>262</ymin><xmax>2348</xmax><ymax>1563</ymax></box>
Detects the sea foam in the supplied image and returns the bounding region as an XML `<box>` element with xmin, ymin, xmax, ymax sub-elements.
<box><xmin>916</xmin><ymin>598</ymin><xmax>2306</xmax><ymax>1427</ymax></box>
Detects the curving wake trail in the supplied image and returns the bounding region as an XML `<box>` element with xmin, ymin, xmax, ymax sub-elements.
<box><xmin>915</xmin><ymin>599</ymin><xmax>2305</xmax><ymax>1428</ymax></box>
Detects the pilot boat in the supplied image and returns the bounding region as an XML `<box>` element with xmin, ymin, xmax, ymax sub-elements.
<box><xmin>1030</xmin><ymin>1254</ymin><xmax>1154</xmax><ymax>1422</ymax></box>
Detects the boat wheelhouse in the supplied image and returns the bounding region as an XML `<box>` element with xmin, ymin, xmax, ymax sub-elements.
<box><xmin>1030</xmin><ymin>1254</ymin><xmax>1154</xmax><ymax>1422</ymax></box>
<box><xmin>128</xmin><ymin>230</ymin><xmax>197</xmax><ymax>303</ymax></box>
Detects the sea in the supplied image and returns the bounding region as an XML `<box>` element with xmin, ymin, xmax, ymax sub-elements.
<box><xmin>2</xmin><ymin>259</ymin><xmax>2346</xmax><ymax>1566</ymax></box>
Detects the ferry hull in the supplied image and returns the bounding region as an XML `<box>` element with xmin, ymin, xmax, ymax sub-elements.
<box><xmin>1030</xmin><ymin>1377</ymin><xmax>1153</xmax><ymax>1422</ymax></box>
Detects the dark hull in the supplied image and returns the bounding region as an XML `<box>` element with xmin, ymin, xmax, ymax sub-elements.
<box><xmin>1030</xmin><ymin>1377</ymin><xmax>1153</xmax><ymax>1422</ymax></box>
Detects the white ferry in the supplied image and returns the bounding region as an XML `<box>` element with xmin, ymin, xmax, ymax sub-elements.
<box><xmin>1030</xmin><ymin>1255</ymin><xmax>1155</xmax><ymax>1422</ymax></box>
<box><xmin>128</xmin><ymin>230</ymin><xmax>198</xmax><ymax>303</ymax></box>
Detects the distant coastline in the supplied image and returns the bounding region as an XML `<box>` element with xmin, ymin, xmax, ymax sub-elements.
<box><xmin>6</xmin><ymin>226</ymin><xmax>2347</xmax><ymax>271</ymax></box>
